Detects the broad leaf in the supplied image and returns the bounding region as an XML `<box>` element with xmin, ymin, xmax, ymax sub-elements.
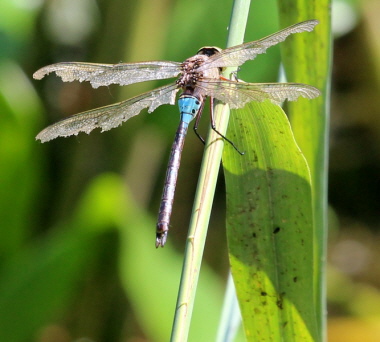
<box><xmin>223</xmin><ymin>101</ymin><xmax>319</xmax><ymax>341</ymax></box>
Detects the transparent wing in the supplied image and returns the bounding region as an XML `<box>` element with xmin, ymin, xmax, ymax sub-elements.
<box><xmin>197</xmin><ymin>79</ymin><xmax>320</xmax><ymax>108</ymax></box>
<box><xmin>36</xmin><ymin>83</ymin><xmax>179</xmax><ymax>142</ymax></box>
<box><xmin>33</xmin><ymin>61</ymin><xmax>182</xmax><ymax>88</ymax></box>
<box><xmin>198</xmin><ymin>20</ymin><xmax>318</xmax><ymax>71</ymax></box>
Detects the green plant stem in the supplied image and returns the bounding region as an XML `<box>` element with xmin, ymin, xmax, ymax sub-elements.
<box><xmin>170</xmin><ymin>1</ymin><xmax>251</xmax><ymax>341</ymax></box>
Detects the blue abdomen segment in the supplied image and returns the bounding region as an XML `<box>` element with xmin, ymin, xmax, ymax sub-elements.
<box><xmin>178</xmin><ymin>95</ymin><xmax>202</xmax><ymax>124</ymax></box>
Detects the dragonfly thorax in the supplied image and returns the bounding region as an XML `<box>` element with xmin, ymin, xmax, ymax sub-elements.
<box><xmin>177</xmin><ymin>52</ymin><xmax>220</xmax><ymax>89</ymax></box>
<box><xmin>177</xmin><ymin>55</ymin><xmax>208</xmax><ymax>88</ymax></box>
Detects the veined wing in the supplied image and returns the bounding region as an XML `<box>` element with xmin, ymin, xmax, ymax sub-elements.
<box><xmin>197</xmin><ymin>79</ymin><xmax>320</xmax><ymax>108</ymax></box>
<box><xmin>197</xmin><ymin>20</ymin><xmax>318</xmax><ymax>71</ymax></box>
<box><xmin>36</xmin><ymin>83</ymin><xmax>179</xmax><ymax>142</ymax></box>
<box><xmin>33</xmin><ymin>61</ymin><xmax>182</xmax><ymax>89</ymax></box>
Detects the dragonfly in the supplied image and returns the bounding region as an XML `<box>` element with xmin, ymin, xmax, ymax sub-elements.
<box><xmin>34</xmin><ymin>19</ymin><xmax>320</xmax><ymax>247</ymax></box>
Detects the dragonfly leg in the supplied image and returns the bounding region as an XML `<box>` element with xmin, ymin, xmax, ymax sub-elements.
<box><xmin>230</xmin><ymin>68</ymin><xmax>240</xmax><ymax>81</ymax></box>
<box><xmin>209</xmin><ymin>97</ymin><xmax>245</xmax><ymax>155</ymax></box>
<box><xmin>193</xmin><ymin>101</ymin><xmax>206</xmax><ymax>144</ymax></box>
<box><xmin>219</xmin><ymin>71</ymin><xmax>240</xmax><ymax>82</ymax></box>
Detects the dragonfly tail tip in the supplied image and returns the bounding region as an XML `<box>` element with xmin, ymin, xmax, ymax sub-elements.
<box><xmin>155</xmin><ymin>232</ymin><xmax>168</xmax><ymax>248</ymax></box>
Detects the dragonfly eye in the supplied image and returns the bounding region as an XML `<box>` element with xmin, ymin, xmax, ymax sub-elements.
<box><xmin>197</xmin><ymin>46</ymin><xmax>221</xmax><ymax>56</ymax></box>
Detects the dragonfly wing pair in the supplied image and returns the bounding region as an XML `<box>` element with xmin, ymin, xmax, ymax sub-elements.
<box><xmin>34</xmin><ymin>60</ymin><xmax>184</xmax><ymax>142</ymax></box>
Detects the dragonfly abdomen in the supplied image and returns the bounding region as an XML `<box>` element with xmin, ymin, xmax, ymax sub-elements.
<box><xmin>155</xmin><ymin>94</ymin><xmax>202</xmax><ymax>247</ymax></box>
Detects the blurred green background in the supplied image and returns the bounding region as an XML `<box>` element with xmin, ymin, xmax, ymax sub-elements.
<box><xmin>1</xmin><ymin>0</ymin><xmax>380</xmax><ymax>341</ymax></box>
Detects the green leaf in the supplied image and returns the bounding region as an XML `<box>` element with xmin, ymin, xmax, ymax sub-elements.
<box><xmin>223</xmin><ymin>101</ymin><xmax>319</xmax><ymax>341</ymax></box>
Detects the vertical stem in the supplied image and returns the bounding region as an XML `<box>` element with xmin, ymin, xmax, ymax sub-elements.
<box><xmin>170</xmin><ymin>1</ymin><xmax>251</xmax><ymax>341</ymax></box>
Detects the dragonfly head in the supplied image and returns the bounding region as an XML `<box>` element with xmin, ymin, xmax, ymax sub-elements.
<box><xmin>196</xmin><ymin>46</ymin><xmax>224</xmax><ymax>72</ymax></box>
<box><xmin>196</xmin><ymin>46</ymin><xmax>221</xmax><ymax>57</ymax></box>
